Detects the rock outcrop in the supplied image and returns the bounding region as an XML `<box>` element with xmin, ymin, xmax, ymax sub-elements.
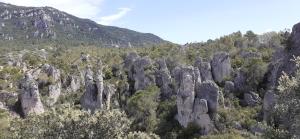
<box><xmin>176</xmin><ymin>66</ymin><xmax>196</xmax><ymax>127</ymax></box>
<box><xmin>124</xmin><ymin>52</ymin><xmax>156</xmax><ymax>93</ymax></box>
<box><xmin>211</xmin><ymin>52</ymin><xmax>232</xmax><ymax>83</ymax></box>
<box><xmin>43</xmin><ymin>65</ymin><xmax>61</xmax><ymax>106</ymax></box>
<box><xmin>133</xmin><ymin>56</ymin><xmax>155</xmax><ymax>91</ymax></box>
<box><xmin>194</xmin><ymin>57</ymin><xmax>213</xmax><ymax>81</ymax></box>
<box><xmin>155</xmin><ymin>58</ymin><xmax>173</xmax><ymax>99</ymax></box>
<box><xmin>196</xmin><ymin>80</ymin><xmax>219</xmax><ymax>117</ymax></box>
<box><xmin>19</xmin><ymin>73</ymin><xmax>44</xmax><ymax>117</ymax></box>
<box><xmin>80</xmin><ymin>66</ymin><xmax>101</xmax><ymax>112</ymax></box>
<box><xmin>224</xmin><ymin>81</ymin><xmax>235</xmax><ymax>96</ymax></box>
<box><xmin>192</xmin><ymin>98</ymin><xmax>215</xmax><ymax>135</ymax></box>
<box><xmin>176</xmin><ymin>66</ymin><xmax>217</xmax><ymax>134</ymax></box>
<box><xmin>243</xmin><ymin>91</ymin><xmax>261</xmax><ymax>106</ymax></box>
<box><xmin>267</xmin><ymin>22</ymin><xmax>300</xmax><ymax>88</ymax></box>
<box><xmin>80</xmin><ymin>61</ymin><xmax>115</xmax><ymax>112</ymax></box>
<box><xmin>103</xmin><ymin>83</ymin><xmax>116</xmax><ymax>110</ymax></box>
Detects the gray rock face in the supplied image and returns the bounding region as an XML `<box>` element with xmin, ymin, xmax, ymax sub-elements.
<box><xmin>233</xmin><ymin>70</ymin><xmax>247</xmax><ymax>93</ymax></box>
<box><xmin>155</xmin><ymin>59</ymin><xmax>173</xmax><ymax>98</ymax></box>
<box><xmin>103</xmin><ymin>83</ymin><xmax>116</xmax><ymax>110</ymax></box>
<box><xmin>192</xmin><ymin>98</ymin><xmax>214</xmax><ymax>135</ymax></box>
<box><xmin>19</xmin><ymin>73</ymin><xmax>44</xmax><ymax>117</ymax></box>
<box><xmin>95</xmin><ymin>68</ymin><xmax>104</xmax><ymax>110</ymax></box>
<box><xmin>244</xmin><ymin>91</ymin><xmax>261</xmax><ymax>106</ymax></box>
<box><xmin>176</xmin><ymin>66</ymin><xmax>195</xmax><ymax>127</ymax></box>
<box><xmin>194</xmin><ymin>57</ymin><xmax>213</xmax><ymax>81</ymax></box>
<box><xmin>44</xmin><ymin>65</ymin><xmax>61</xmax><ymax>106</ymax></box>
<box><xmin>124</xmin><ymin>52</ymin><xmax>139</xmax><ymax>71</ymax></box>
<box><xmin>175</xmin><ymin>66</ymin><xmax>216</xmax><ymax>134</ymax></box>
<box><xmin>80</xmin><ymin>66</ymin><xmax>101</xmax><ymax>112</ymax></box>
<box><xmin>267</xmin><ymin>22</ymin><xmax>300</xmax><ymax>88</ymax></box>
<box><xmin>196</xmin><ymin>80</ymin><xmax>219</xmax><ymax>117</ymax></box>
<box><xmin>211</xmin><ymin>52</ymin><xmax>232</xmax><ymax>83</ymax></box>
<box><xmin>80</xmin><ymin>62</ymin><xmax>115</xmax><ymax>112</ymax></box>
<box><xmin>263</xmin><ymin>90</ymin><xmax>277</xmax><ymax>122</ymax></box>
<box><xmin>68</xmin><ymin>75</ymin><xmax>81</xmax><ymax>92</ymax></box>
<box><xmin>224</xmin><ymin>81</ymin><xmax>235</xmax><ymax>95</ymax></box>
<box><xmin>124</xmin><ymin>52</ymin><xmax>155</xmax><ymax>92</ymax></box>
<box><xmin>132</xmin><ymin>56</ymin><xmax>155</xmax><ymax>91</ymax></box>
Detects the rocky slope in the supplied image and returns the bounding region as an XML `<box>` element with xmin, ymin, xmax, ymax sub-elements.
<box><xmin>0</xmin><ymin>20</ymin><xmax>299</xmax><ymax>138</ymax></box>
<box><xmin>0</xmin><ymin>2</ymin><xmax>166</xmax><ymax>47</ymax></box>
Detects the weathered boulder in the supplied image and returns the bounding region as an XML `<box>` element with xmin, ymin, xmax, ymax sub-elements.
<box><xmin>80</xmin><ymin>66</ymin><xmax>101</xmax><ymax>112</ymax></box>
<box><xmin>175</xmin><ymin>66</ymin><xmax>216</xmax><ymax>134</ymax></box>
<box><xmin>194</xmin><ymin>57</ymin><xmax>213</xmax><ymax>81</ymax></box>
<box><xmin>68</xmin><ymin>75</ymin><xmax>81</xmax><ymax>92</ymax></box>
<box><xmin>103</xmin><ymin>83</ymin><xmax>116</xmax><ymax>110</ymax></box>
<box><xmin>192</xmin><ymin>98</ymin><xmax>214</xmax><ymax>135</ymax></box>
<box><xmin>95</xmin><ymin>60</ymin><xmax>104</xmax><ymax>109</ymax></box>
<box><xmin>266</xmin><ymin>22</ymin><xmax>300</xmax><ymax>88</ymax></box>
<box><xmin>263</xmin><ymin>90</ymin><xmax>277</xmax><ymax>123</ymax></box>
<box><xmin>243</xmin><ymin>91</ymin><xmax>261</xmax><ymax>106</ymax></box>
<box><xmin>233</xmin><ymin>70</ymin><xmax>247</xmax><ymax>93</ymax></box>
<box><xmin>19</xmin><ymin>73</ymin><xmax>44</xmax><ymax>117</ymax></box>
<box><xmin>176</xmin><ymin>66</ymin><xmax>195</xmax><ymax>127</ymax></box>
<box><xmin>224</xmin><ymin>81</ymin><xmax>235</xmax><ymax>95</ymax></box>
<box><xmin>196</xmin><ymin>80</ymin><xmax>219</xmax><ymax>117</ymax></box>
<box><xmin>155</xmin><ymin>58</ymin><xmax>173</xmax><ymax>98</ymax></box>
<box><xmin>132</xmin><ymin>56</ymin><xmax>155</xmax><ymax>91</ymax></box>
<box><xmin>211</xmin><ymin>52</ymin><xmax>232</xmax><ymax>83</ymax></box>
<box><xmin>124</xmin><ymin>52</ymin><xmax>139</xmax><ymax>71</ymax></box>
<box><xmin>45</xmin><ymin>65</ymin><xmax>61</xmax><ymax>106</ymax></box>
<box><xmin>80</xmin><ymin>62</ymin><xmax>115</xmax><ymax>112</ymax></box>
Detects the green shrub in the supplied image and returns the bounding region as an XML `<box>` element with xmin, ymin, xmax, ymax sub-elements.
<box><xmin>127</xmin><ymin>85</ymin><xmax>160</xmax><ymax>132</ymax></box>
<box><xmin>8</xmin><ymin>104</ymin><xmax>131</xmax><ymax>139</ymax></box>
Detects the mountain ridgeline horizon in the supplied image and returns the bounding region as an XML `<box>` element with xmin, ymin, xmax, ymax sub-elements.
<box><xmin>0</xmin><ymin>2</ymin><xmax>167</xmax><ymax>47</ymax></box>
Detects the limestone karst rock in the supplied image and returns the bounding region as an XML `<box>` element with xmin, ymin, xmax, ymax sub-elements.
<box><xmin>175</xmin><ymin>66</ymin><xmax>217</xmax><ymax>134</ymax></box>
<box><xmin>80</xmin><ymin>61</ymin><xmax>115</xmax><ymax>112</ymax></box>
<box><xmin>196</xmin><ymin>80</ymin><xmax>219</xmax><ymax>117</ymax></box>
<box><xmin>67</xmin><ymin>75</ymin><xmax>81</xmax><ymax>92</ymax></box>
<box><xmin>233</xmin><ymin>70</ymin><xmax>247</xmax><ymax>93</ymax></box>
<box><xmin>132</xmin><ymin>56</ymin><xmax>155</xmax><ymax>91</ymax></box>
<box><xmin>176</xmin><ymin>66</ymin><xmax>196</xmax><ymax>127</ymax></box>
<box><xmin>263</xmin><ymin>90</ymin><xmax>277</xmax><ymax>123</ymax></box>
<box><xmin>267</xmin><ymin>22</ymin><xmax>300</xmax><ymax>87</ymax></box>
<box><xmin>224</xmin><ymin>81</ymin><xmax>235</xmax><ymax>96</ymax></box>
<box><xmin>103</xmin><ymin>83</ymin><xmax>116</xmax><ymax>110</ymax></box>
<box><xmin>80</xmin><ymin>66</ymin><xmax>101</xmax><ymax>112</ymax></box>
<box><xmin>243</xmin><ymin>91</ymin><xmax>261</xmax><ymax>106</ymax></box>
<box><xmin>124</xmin><ymin>52</ymin><xmax>155</xmax><ymax>92</ymax></box>
<box><xmin>192</xmin><ymin>98</ymin><xmax>215</xmax><ymax>135</ymax></box>
<box><xmin>19</xmin><ymin>72</ymin><xmax>44</xmax><ymax>117</ymax></box>
<box><xmin>43</xmin><ymin>64</ymin><xmax>61</xmax><ymax>106</ymax></box>
<box><xmin>95</xmin><ymin>61</ymin><xmax>104</xmax><ymax>110</ymax></box>
<box><xmin>155</xmin><ymin>58</ymin><xmax>173</xmax><ymax>99</ymax></box>
<box><xmin>194</xmin><ymin>57</ymin><xmax>213</xmax><ymax>81</ymax></box>
<box><xmin>211</xmin><ymin>52</ymin><xmax>232</xmax><ymax>83</ymax></box>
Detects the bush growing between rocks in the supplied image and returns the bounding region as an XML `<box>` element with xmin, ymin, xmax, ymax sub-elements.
<box><xmin>127</xmin><ymin>85</ymin><xmax>160</xmax><ymax>132</ymax></box>
<box><xmin>266</xmin><ymin>56</ymin><xmax>300</xmax><ymax>139</ymax></box>
<box><xmin>8</xmin><ymin>104</ymin><xmax>131</xmax><ymax>139</ymax></box>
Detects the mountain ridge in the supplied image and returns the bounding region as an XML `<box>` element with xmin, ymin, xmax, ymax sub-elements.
<box><xmin>0</xmin><ymin>2</ymin><xmax>167</xmax><ymax>47</ymax></box>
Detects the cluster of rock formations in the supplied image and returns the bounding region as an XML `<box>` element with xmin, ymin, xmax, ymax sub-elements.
<box><xmin>2</xmin><ymin>21</ymin><xmax>300</xmax><ymax>136</ymax></box>
<box><xmin>80</xmin><ymin>61</ymin><xmax>116</xmax><ymax>112</ymax></box>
